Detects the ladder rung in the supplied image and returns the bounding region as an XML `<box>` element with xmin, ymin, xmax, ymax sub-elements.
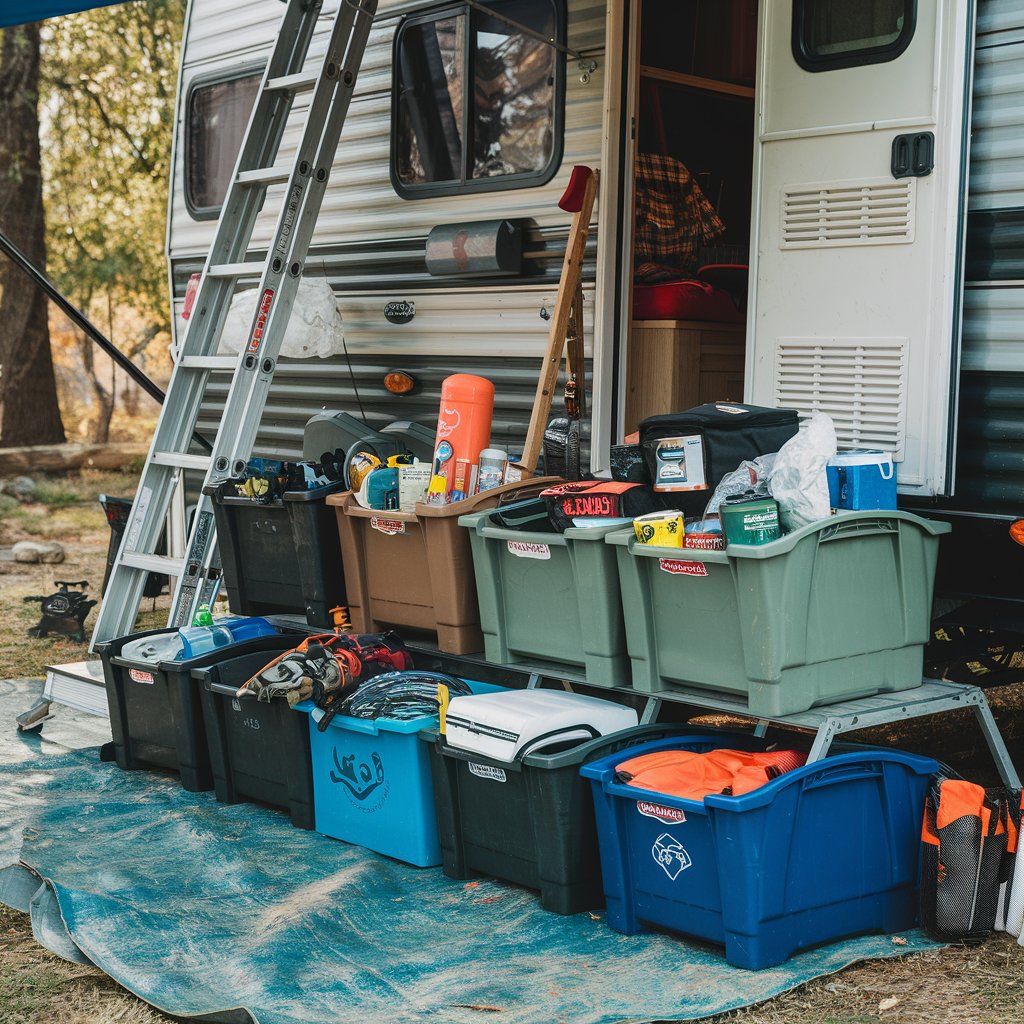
<box><xmin>150</xmin><ymin>452</ymin><xmax>212</xmax><ymax>472</ymax></box>
<box><xmin>177</xmin><ymin>355</ymin><xmax>238</xmax><ymax>371</ymax></box>
<box><xmin>237</xmin><ymin>166</ymin><xmax>292</xmax><ymax>188</ymax></box>
<box><xmin>120</xmin><ymin>552</ymin><xmax>186</xmax><ymax>576</ymax></box>
<box><xmin>266</xmin><ymin>71</ymin><xmax>318</xmax><ymax>93</ymax></box>
<box><xmin>207</xmin><ymin>262</ymin><xmax>265</xmax><ymax>279</ymax></box>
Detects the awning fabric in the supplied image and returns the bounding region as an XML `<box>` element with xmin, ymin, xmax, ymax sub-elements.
<box><xmin>0</xmin><ymin>2</ymin><xmax>124</xmax><ymax>28</ymax></box>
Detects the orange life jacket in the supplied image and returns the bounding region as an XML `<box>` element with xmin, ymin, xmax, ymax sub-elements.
<box><xmin>615</xmin><ymin>747</ymin><xmax>807</xmax><ymax>800</ymax></box>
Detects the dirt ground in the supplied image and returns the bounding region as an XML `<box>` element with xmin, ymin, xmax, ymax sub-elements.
<box><xmin>2</xmin><ymin>468</ymin><xmax>1024</xmax><ymax>1024</ymax></box>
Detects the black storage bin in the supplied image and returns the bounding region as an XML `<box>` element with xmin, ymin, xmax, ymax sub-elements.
<box><xmin>196</xmin><ymin>648</ymin><xmax>315</xmax><ymax>829</ymax></box>
<box><xmin>206</xmin><ymin>479</ymin><xmax>346</xmax><ymax>627</ymax></box>
<box><xmin>99</xmin><ymin>494</ymin><xmax>166</xmax><ymax>598</ymax></box>
<box><xmin>98</xmin><ymin>628</ymin><xmax>298</xmax><ymax>793</ymax></box>
<box><xmin>638</xmin><ymin>402</ymin><xmax>799</xmax><ymax>519</ymax></box>
<box><xmin>428</xmin><ymin>723</ymin><xmax>727</xmax><ymax>915</ymax></box>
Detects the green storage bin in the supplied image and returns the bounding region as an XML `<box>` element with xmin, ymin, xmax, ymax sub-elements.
<box><xmin>608</xmin><ymin>510</ymin><xmax>951</xmax><ymax>716</ymax></box>
<box><xmin>459</xmin><ymin>509</ymin><xmax>629</xmax><ymax>686</ymax></box>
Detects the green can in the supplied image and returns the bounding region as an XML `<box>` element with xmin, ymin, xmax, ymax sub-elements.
<box><xmin>720</xmin><ymin>493</ymin><xmax>781</xmax><ymax>546</ymax></box>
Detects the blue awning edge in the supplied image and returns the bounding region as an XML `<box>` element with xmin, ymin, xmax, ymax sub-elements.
<box><xmin>0</xmin><ymin>2</ymin><xmax>124</xmax><ymax>29</ymax></box>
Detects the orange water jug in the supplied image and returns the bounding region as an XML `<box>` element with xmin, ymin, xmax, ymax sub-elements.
<box><xmin>429</xmin><ymin>374</ymin><xmax>494</xmax><ymax>502</ymax></box>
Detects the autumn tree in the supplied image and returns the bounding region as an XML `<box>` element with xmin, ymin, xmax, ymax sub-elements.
<box><xmin>0</xmin><ymin>23</ymin><xmax>66</xmax><ymax>446</ymax></box>
<box><xmin>40</xmin><ymin>0</ymin><xmax>185</xmax><ymax>441</ymax></box>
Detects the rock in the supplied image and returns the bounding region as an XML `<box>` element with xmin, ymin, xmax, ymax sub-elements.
<box><xmin>12</xmin><ymin>540</ymin><xmax>65</xmax><ymax>564</ymax></box>
<box><xmin>5</xmin><ymin>476</ymin><xmax>37</xmax><ymax>502</ymax></box>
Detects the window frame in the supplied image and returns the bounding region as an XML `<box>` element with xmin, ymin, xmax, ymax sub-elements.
<box><xmin>184</xmin><ymin>62</ymin><xmax>265</xmax><ymax>221</ymax></box>
<box><xmin>791</xmin><ymin>0</ymin><xmax>917</xmax><ymax>74</ymax></box>
<box><xmin>390</xmin><ymin>0</ymin><xmax>566</xmax><ymax>200</ymax></box>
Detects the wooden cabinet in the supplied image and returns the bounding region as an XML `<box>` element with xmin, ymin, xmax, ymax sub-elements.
<box><xmin>624</xmin><ymin>319</ymin><xmax>745</xmax><ymax>433</ymax></box>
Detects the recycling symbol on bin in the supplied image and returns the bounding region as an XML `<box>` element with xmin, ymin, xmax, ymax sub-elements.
<box><xmin>652</xmin><ymin>833</ymin><xmax>692</xmax><ymax>880</ymax></box>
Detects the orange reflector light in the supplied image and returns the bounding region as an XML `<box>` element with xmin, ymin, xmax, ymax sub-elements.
<box><xmin>384</xmin><ymin>370</ymin><xmax>416</xmax><ymax>395</ymax></box>
<box><xmin>1010</xmin><ymin>520</ymin><xmax>1024</xmax><ymax>547</ymax></box>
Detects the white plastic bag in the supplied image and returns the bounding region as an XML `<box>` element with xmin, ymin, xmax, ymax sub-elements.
<box><xmin>768</xmin><ymin>412</ymin><xmax>837</xmax><ymax>531</ymax></box>
<box><xmin>218</xmin><ymin>277</ymin><xmax>345</xmax><ymax>358</ymax></box>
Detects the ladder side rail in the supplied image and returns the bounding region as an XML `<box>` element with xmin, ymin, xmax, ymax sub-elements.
<box><xmin>91</xmin><ymin>0</ymin><xmax>328</xmax><ymax>647</ymax></box>
<box><xmin>168</xmin><ymin>0</ymin><xmax>378</xmax><ymax>627</ymax></box>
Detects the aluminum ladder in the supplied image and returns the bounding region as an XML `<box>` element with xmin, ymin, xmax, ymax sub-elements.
<box><xmin>90</xmin><ymin>0</ymin><xmax>376</xmax><ymax>648</ymax></box>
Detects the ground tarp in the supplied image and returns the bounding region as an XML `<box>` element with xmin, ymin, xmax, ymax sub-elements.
<box><xmin>0</xmin><ymin>2</ymin><xmax>124</xmax><ymax>28</ymax></box>
<box><xmin>0</xmin><ymin>679</ymin><xmax>940</xmax><ymax>1024</ymax></box>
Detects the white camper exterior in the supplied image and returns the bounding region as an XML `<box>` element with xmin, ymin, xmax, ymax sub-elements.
<box><xmin>168</xmin><ymin>0</ymin><xmax>1024</xmax><ymax>600</ymax></box>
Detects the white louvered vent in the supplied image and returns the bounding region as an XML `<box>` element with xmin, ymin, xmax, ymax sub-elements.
<box><xmin>774</xmin><ymin>339</ymin><xmax>907</xmax><ymax>458</ymax></box>
<box><xmin>781</xmin><ymin>180</ymin><xmax>914</xmax><ymax>248</ymax></box>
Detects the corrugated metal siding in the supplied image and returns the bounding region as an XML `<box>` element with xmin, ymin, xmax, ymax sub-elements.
<box><xmin>956</xmin><ymin>1</ymin><xmax>1024</xmax><ymax>513</ymax></box>
<box><xmin>171</xmin><ymin>0</ymin><xmax>607</xmax><ymax>460</ymax></box>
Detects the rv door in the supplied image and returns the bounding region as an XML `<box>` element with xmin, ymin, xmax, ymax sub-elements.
<box><xmin>747</xmin><ymin>1</ymin><xmax>975</xmax><ymax>496</ymax></box>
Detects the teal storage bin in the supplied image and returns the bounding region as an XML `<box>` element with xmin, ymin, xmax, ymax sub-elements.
<box><xmin>581</xmin><ymin>738</ymin><xmax>938</xmax><ymax>969</ymax></box>
<box><xmin>459</xmin><ymin>508</ymin><xmax>629</xmax><ymax>686</ymax></box>
<box><xmin>299</xmin><ymin>679</ymin><xmax>504</xmax><ymax>867</ymax></box>
<box><xmin>609</xmin><ymin>510</ymin><xmax>951</xmax><ymax>716</ymax></box>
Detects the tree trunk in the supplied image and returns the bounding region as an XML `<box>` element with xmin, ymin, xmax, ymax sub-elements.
<box><xmin>0</xmin><ymin>25</ymin><xmax>65</xmax><ymax>446</ymax></box>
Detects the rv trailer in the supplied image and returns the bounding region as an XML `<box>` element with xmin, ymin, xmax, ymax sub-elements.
<box><xmin>166</xmin><ymin>0</ymin><xmax>1024</xmax><ymax>609</ymax></box>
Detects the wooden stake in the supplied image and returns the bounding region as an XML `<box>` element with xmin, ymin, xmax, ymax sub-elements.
<box><xmin>515</xmin><ymin>166</ymin><xmax>598</xmax><ymax>476</ymax></box>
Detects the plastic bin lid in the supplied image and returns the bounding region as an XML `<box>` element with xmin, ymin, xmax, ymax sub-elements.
<box><xmin>445</xmin><ymin>690</ymin><xmax>638</xmax><ymax>763</ymax></box>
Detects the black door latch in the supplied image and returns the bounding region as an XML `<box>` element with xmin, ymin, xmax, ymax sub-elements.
<box><xmin>891</xmin><ymin>132</ymin><xmax>935</xmax><ymax>178</ymax></box>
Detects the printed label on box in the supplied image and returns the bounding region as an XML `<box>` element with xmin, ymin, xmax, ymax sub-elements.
<box><xmin>653</xmin><ymin>434</ymin><xmax>707</xmax><ymax>492</ymax></box>
<box><xmin>659</xmin><ymin>558</ymin><xmax>708</xmax><ymax>577</ymax></box>
<box><xmin>507</xmin><ymin>540</ymin><xmax>551</xmax><ymax>560</ymax></box>
<box><xmin>128</xmin><ymin>668</ymin><xmax>154</xmax><ymax>685</ymax></box>
<box><xmin>637</xmin><ymin>800</ymin><xmax>686</xmax><ymax>824</ymax></box>
<box><xmin>468</xmin><ymin>762</ymin><xmax>507</xmax><ymax>783</ymax></box>
<box><xmin>371</xmin><ymin>516</ymin><xmax>406</xmax><ymax>536</ymax></box>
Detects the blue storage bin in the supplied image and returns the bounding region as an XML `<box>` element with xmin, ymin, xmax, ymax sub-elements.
<box><xmin>299</xmin><ymin>680</ymin><xmax>504</xmax><ymax>867</ymax></box>
<box><xmin>826</xmin><ymin>450</ymin><xmax>897</xmax><ymax>510</ymax></box>
<box><xmin>581</xmin><ymin>737</ymin><xmax>938</xmax><ymax>970</ymax></box>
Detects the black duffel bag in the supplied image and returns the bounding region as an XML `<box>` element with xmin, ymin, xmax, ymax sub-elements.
<box><xmin>638</xmin><ymin>402</ymin><xmax>799</xmax><ymax>520</ymax></box>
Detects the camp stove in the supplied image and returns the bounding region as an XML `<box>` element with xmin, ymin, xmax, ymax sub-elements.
<box><xmin>24</xmin><ymin>580</ymin><xmax>97</xmax><ymax>642</ymax></box>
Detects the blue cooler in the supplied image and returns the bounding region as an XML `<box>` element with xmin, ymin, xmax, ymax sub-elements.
<box><xmin>827</xmin><ymin>449</ymin><xmax>897</xmax><ymax>510</ymax></box>
<box><xmin>300</xmin><ymin>680</ymin><xmax>503</xmax><ymax>867</ymax></box>
<box><xmin>581</xmin><ymin>737</ymin><xmax>937</xmax><ymax>970</ymax></box>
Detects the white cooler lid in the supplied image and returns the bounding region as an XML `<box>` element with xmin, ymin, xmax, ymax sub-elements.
<box><xmin>444</xmin><ymin>689</ymin><xmax>638</xmax><ymax>763</ymax></box>
<box><xmin>827</xmin><ymin>449</ymin><xmax>893</xmax><ymax>467</ymax></box>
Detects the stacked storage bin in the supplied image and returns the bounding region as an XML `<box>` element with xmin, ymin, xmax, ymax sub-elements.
<box><xmin>328</xmin><ymin>478</ymin><xmax>558</xmax><ymax>654</ymax></box>
<box><xmin>459</xmin><ymin>508</ymin><xmax>629</xmax><ymax>685</ymax></box>
<box><xmin>581</xmin><ymin>736</ymin><xmax>938</xmax><ymax>968</ymax></box>
<box><xmin>195</xmin><ymin>646</ymin><xmax>319</xmax><ymax>829</ymax></box>
<box><xmin>98</xmin><ymin>624</ymin><xmax>295</xmax><ymax>792</ymax></box>
<box><xmin>609</xmin><ymin>510</ymin><xmax>950</xmax><ymax>714</ymax></box>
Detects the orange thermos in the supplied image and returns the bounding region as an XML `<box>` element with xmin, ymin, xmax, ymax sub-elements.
<box><xmin>428</xmin><ymin>374</ymin><xmax>494</xmax><ymax>502</ymax></box>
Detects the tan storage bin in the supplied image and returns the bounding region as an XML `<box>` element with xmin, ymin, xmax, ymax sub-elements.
<box><xmin>327</xmin><ymin>478</ymin><xmax>559</xmax><ymax>654</ymax></box>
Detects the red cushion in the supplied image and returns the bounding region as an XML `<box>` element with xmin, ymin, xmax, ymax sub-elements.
<box><xmin>633</xmin><ymin>278</ymin><xmax>744</xmax><ymax>323</ymax></box>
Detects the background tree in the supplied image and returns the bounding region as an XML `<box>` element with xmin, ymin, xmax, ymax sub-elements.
<box><xmin>0</xmin><ymin>23</ymin><xmax>67</xmax><ymax>447</ymax></box>
<box><xmin>40</xmin><ymin>0</ymin><xmax>185</xmax><ymax>442</ymax></box>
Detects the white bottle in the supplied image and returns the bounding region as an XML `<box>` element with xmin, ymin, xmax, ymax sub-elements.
<box><xmin>476</xmin><ymin>448</ymin><xmax>507</xmax><ymax>493</ymax></box>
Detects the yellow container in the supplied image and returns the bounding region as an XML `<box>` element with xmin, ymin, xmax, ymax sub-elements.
<box><xmin>633</xmin><ymin>510</ymin><xmax>684</xmax><ymax>547</ymax></box>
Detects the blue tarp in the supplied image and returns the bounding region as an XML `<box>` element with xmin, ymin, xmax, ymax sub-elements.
<box><xmin>0</xmin><ymin>680</ymin><xmax>941</xmax><ymax>1023</ymax></box>
<box><xmin>0</xmin><ymin>2</ymin><xmax>124</xmax><ymax>28</ymax></box>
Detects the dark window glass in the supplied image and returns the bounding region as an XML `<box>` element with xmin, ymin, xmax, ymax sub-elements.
<box><xmin>186</xmin><ymin>72</ymin><xmax>261</xmax><ymax>216</ymax></box>
<box><xmin>393</xmin><ymin>0</ymin><xmax>562</xmax><ymax>197</ymax></box>
<box><xmin>794</xmin><ymin>0</ymin><xmax>915</xmax><ymax>72</ymax></box>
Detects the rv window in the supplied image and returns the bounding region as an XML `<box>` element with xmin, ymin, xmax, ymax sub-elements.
<box><xmin>392</xmin><ymin>0</ymin><xmax>564</xmax><ymax>198</ymax></box>
<box><xmin>186</xmin><ymin>71</ymin><xmax>262</xmax><ymax>218</ymax></box>
<box><xmin>793</xmin><ymin>0</ymin><xmax>915</xmax><ymax>72</ymax></box>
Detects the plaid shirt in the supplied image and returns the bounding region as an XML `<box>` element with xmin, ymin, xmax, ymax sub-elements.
<box><xmin>634</xmin><ymin>152</ymin><xmax>725</xmax><ymax>282</ymax></box>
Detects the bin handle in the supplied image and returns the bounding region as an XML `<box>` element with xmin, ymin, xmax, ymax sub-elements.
<box><xmin>819</xmin><ymin>518</ymin><xmax>897</xmax><ymax>543</ymax></box>
<box><xmin>802</xmin><ymin>761</ymin><xmax>884</xmax><ymax>790</ymax></box>
<box><xmin>515</xmin><ymin>723</ymin><xmax>602</xmax><ymax>761</ymax></box>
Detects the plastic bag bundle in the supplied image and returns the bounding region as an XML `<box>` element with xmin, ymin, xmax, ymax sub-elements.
<box><xmin>703</xmin><ymin>454</ymin><xmax>776</xmax><ymax>518</ymax></box>
<box><xmin>219</xmin><ymin>277</ymin><xmax>345</xmax><ymax>358</ymax></box>
<box><xmin>768</xmin><ymin>412</ymin><xmax>837</xmax><ymax>531</ymax></box>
